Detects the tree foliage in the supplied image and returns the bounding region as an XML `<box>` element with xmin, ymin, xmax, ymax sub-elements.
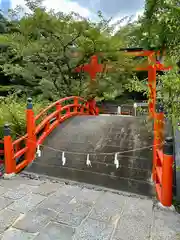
<box><xmin>1</xmin><ymin>0</ymin><xmax>179</xmax><ymax>125</ymax></box>
<box><xmin>0</xmin><ymin>94</ymin><xmax>49</xmax><ymax>139</ymax></box>
<box><xmin>0</xmin><ymin>2</ymin><xmax>135</xmax><ymax>101</ymax></box>
<box><xmin>120</xmin><ymin>0</ymin><xmax>180</xmax><ymax>122</ymax></box>
<box><xmin>141</xmin><ymin>0</ymin><xmax>180</xmax><ymax>121</ymax></box>
<box><xmin>138</xmin><ymin>0</ymin><xmax>180</xmax><ymax>53</ymax></box>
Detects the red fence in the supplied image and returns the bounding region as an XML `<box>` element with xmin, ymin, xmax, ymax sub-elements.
<box><xmin>1</xmin><ymin>96</ymin><xmax>98</xmax><ymax>175</ymax></box>
<box><xmin>152</xmin><ymin>106</ymin><xmax>174</xmax><ymax>206</ymax></box>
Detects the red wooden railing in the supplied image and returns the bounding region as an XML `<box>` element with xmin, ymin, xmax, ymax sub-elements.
<box><xmin>152</xmin><ymin>106</ymin><xmax>174</xmax><ymax>206</ymax></box>
<box><xmin>1</xmin><ymin>96</ymin><xmax>98</xmax><ymax>175</ymax></box>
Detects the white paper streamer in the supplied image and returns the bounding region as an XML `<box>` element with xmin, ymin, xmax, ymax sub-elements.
<box><xmin>86</xmin><ymin>154</ymin><xmax>92</xmax><ymax>167</ymax></box>
<box><xmin>62</xmin><ymin>152</ymin><xmax>66</xmax><ymax>166</ymax></box>
<box><xmin>114</xmin><ymin>153</ymin><xmax>119</xmax><ymax>169</ymax></box>
<box><xmin>36</xmin><ymin>145</ymin><xmax>41</xmax><ymax>157</ymax></box>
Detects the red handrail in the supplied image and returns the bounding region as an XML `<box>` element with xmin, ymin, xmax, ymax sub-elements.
<box><xmin>35</xmin><ymin>96</ymin><xmax>86</xmax><ymax>121</ymax></box>
<box><xmin>2</xmin><ymin>96</ymin><xmax>98</xmax><ymax>175</ymax></box>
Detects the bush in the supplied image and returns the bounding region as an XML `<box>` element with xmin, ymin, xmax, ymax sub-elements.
<box><xmin>0</xmin><ymin>95</ymin><xmax>49</xmax><ymax>140</ymax></box>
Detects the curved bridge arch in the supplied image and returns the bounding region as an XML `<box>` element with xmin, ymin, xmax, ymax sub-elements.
<box><xmin>0</xmin><ymin>49</ymin><xmax>175</xmax><ymax>207</ymax></box>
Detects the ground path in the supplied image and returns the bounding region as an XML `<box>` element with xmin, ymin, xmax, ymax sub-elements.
<box><xmin>0</xmin><ymin>173</ymin><xmax>180</xmax><ymax>240</ymax></box>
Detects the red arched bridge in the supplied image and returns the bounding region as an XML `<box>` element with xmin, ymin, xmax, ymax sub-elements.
<box><xmin>0</xmin><ymin>49</ymin><xmax>175</xmax><ymax>208</ymax></box>
<box><xmin>0</xmin><ymin>95</ymin><xmax>174</xmax><ymax>207</ymax></box>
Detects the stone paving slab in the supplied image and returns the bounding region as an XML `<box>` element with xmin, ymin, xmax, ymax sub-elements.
<box><xmin>7</xmin><ymin>193</ymin><xmax>46</xmax><ymax>214</ymax></box>
<box><xmin>0</xmin><ymin>173</ymin><xmax>179</xmax><ymax>240</ymax></box>
<box><xmin>1</xmin><ymin>227</ymin><xmax>38</xmax><ymax>240</ymax></box>
<box><xmin>0</xmin><ymin>196</ymin><xmax>13</xmax><ymax>211</ymax></box>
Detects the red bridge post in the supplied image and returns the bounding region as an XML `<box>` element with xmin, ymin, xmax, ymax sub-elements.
<box><xmin>4</xmin><ymin>124</ymin><xmax>15</xmax><ymax>175</ymax></box>
<box><xmin>26</xmin><ymin>98</ymin><xmax>36</xmax><ymax>163</ymax></box>
<box><xmin>162</xmin><ymin>137</ymin><xmax>174</xmax><ymax>206</ymax></box>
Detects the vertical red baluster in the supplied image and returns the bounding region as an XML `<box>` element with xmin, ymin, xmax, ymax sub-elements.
<box><xmin>88</xmin><ymin>98</ymin><xmax>96</xmax><ymax>114</ymax></box>
<box><xmin>85</xmin><ymin>101</ymin><xmax>88</xmax><ymax>113</ymax></box>
<box><xmin>95</xmin><ymin>106</ymin><xmax>99</xmax><ymax>115</ymax></box>
<box><xmin>66</xmin><ymin>107</ymin><xmax>70</xmax><ymax>115</ymax></box>
<box><xmin>45</xmin><ymin>119</ymin><xmax>50</xmax><ymax>133</ymax></box>
<box><xmin>80</xmin><ymin>101</ymin><xmax>85</xmax><ymax>113</ymax></box>
<box><xmin>56</xmin><ymin>102</ymin><xmax>62</xmax><ymax>121</ymax></box>
<box><xmin>74</xmin><ymin>97</ymin><xmax>78</xmax><ymax>113</ymax></box>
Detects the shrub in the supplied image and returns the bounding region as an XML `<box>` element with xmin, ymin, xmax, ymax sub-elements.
<box><xmin>0</xmin><ymin>95</ymin><xmax>49</xmax><ymax>140</ymax></box>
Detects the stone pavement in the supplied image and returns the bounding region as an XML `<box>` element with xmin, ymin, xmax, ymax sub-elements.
<box><xmin>0</xmin><ymin>173</ymin><xmax>180</xmax><ymax>240</ymax></box>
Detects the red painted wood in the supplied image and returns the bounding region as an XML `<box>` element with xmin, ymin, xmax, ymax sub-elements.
<box><xmin>4</xmin><ymin>135</ymin><xmax>15</xmax><ymax>174</ymax></box>
<box><xmin>75</xmin><ymin>55</ymin><xmax>104</xmax><ymax>80</ymax></box>
<box><xmin>26</xmin><ymin>108</ymin><xmax>36</xmax><ymax>164</ymax></box>
<box><xmin>1</xmin><ymin>96</ymin><xmax>97</xmax><ymax>174</ymax></box>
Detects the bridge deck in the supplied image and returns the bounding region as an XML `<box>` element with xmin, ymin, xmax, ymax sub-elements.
<box><xmin>26</xmin><ymin>115</ymin><xmax>153</xmax><ymax>196</ymax></box>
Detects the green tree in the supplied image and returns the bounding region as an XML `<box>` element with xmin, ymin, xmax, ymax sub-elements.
<box><xmin>0</xmin><ymin>3</ymin><xmax>134</xmax><ymax>101</ymax></box>
<box><xmin>121</xmin><ymin>0</ymin><xmax>180</xmax><ymax>120</ymax></box>
<box><xmin>140</xmin><ymin>0</ymin><xmax>180</xmax><ymax>121</ymax></box>
<box><xmin>0</xmin><ymin>12</ymin><xmax>7</xmax><ymax>34</ymax></box>
<box><xmin>0</xmin><ymin>12</ymin><xmax>19</xmax><ymax>96</ymax></box>
<box><xmin>140</xmin><ymin>0</ymin><xmax>180</xmax><ymax>53</ymax></box>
